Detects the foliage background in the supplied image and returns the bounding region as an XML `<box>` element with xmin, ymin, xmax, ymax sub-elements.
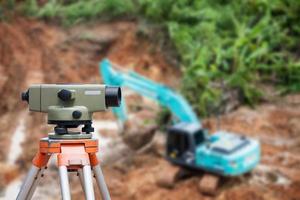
<box><xmin>2</xmin><ymin>0</ymin><xmax>300</xmax><ymax>116</ymax></box>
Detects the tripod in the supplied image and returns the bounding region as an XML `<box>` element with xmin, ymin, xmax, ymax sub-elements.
<box><xmin>16</xmin><ymin>137</ymin><xmax>111</xmax><ymax>200</ymax></box>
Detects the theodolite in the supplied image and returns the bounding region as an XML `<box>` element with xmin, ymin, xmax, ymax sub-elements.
<box><xmin>17</xmin><ymin>84</ymin><xmax>121</xmax><ymax>200</ymax></box>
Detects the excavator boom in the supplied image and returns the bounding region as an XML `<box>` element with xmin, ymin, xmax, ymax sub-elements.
<box><xmin>100</xmin><ymin>59</ymin><xmax>199</xmax><ymax>125</ymax></box>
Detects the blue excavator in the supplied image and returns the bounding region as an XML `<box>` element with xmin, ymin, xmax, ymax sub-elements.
<box><xmin>99</xmin><ymin>59</ymin><xmax>260</xmax><ymax>194</ymax></box>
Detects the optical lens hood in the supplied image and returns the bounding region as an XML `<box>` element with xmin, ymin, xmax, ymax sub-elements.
<box><xmin>105</xmin><ymin>86</ymin><xmax>121</xmax><ymax>107</ymax></box>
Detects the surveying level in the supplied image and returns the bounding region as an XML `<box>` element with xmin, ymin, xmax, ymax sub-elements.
<box><xmin>17</xmin><ymin>84</ymin><xmax>121</xmax><ymax>200</ymax></box>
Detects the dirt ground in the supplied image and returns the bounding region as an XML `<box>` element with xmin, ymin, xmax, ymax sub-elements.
<box><xmin>104</xmin><ymin>100</ymin><xmax>300</xmax><ymax>200</ymax></box>
<box><xmin>0</xmin><ymin>17</ymin><xmax>300</xmax><ymax>200</ymax></box>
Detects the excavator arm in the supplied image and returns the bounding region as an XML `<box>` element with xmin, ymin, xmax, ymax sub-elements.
<box><xmin>99</xmin><ymin>59</ymin><xmax>200</xmax><ymax>125</ymax></box>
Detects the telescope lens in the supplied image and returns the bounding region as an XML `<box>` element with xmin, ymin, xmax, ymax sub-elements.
<box><xmin>105</xmin><ymin>86</ymin><xmax>121</xmax><ymax>107</ymax></box>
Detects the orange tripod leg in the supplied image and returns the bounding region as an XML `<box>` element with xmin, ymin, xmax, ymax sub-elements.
<box><xmin>89</xmin><ymin>153</ymin><xmax>99</xmax><ymax>167</ymax></box>
<box><xmin>89</xmin><ymin>153</ymin><xmax>111</xmax><ymax>200</ymax></box>
<box><xmin>17</xmin><ymin>152</ymin><xmax>51</xmax><ymax>200</ymax></box>
<box><xmin>32</xmin><ymin>152</ymin><xmax>51</xmax><ymax>168</ymax></box>
<box><xmin>57</xmin><ymin>144</ymin><xmax>95</xmax><ymax>200</ymax></box>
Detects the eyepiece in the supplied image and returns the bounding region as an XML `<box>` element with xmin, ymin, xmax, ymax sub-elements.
<box><xmin>105</xmin><ymin>86</ymin><xmax>121</xmax><ymax>107</ymax></box>
<box><xmin>21</xmin><ymin>90</ymin><xmax>29</xmax><ymax>102</ymax></box>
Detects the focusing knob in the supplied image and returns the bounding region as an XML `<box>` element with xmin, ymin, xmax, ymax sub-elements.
<box><xmin>72</xmin><ymin>110</ymin><xmax>82</xmax><ymax>119</ymax></box>
<box><xmin>58</xmin><ymin>89</ymin><xmax>72</xmax><ymax>101</ymax></box>
<box><xmin>21</xmin><ymin>90</ymin><xmax>29</xmax><ymax>102</ymax></box>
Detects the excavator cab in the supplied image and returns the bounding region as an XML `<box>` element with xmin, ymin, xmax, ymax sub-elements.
<box><xmin>166</xmin><ymin>122</ymin><xmax>208</xmax><ymax>168</ymax></box>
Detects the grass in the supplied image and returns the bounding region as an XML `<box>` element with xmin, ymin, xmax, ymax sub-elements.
<box><xmin>23</xmin><ymin>0</ymin><xmax>136</xmax><ymax>25</ymax></box>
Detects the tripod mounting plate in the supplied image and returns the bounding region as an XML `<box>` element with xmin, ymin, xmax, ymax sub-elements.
<box><xmin>39</xmin><ymin>137</ymin><xmax>98</xmax><ymax>154</ymax></box>
<box><xmin>48</xmin><ymin>132</ymin><xmax>92</xmax><ymax>139</ymax></box>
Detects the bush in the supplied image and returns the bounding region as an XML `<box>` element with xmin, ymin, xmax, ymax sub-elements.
<box><xmin>140</xmin><ymin>0</ymin><xmax>300</xmax><ymax>116</ymax></box>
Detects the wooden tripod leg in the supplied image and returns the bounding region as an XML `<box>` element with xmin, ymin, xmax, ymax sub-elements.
<box><xmin>17</xmin><ymin>152</ymin><xmax>50</xmax><ymax>200</ymax></box>
<box><xmin>90</xmin><ymin>153</ymin><xmax>111</xmax><ymax>200</ymax></box>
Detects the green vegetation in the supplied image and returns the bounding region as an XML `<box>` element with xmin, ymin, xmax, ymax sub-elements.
<box><xmin>22</xmin><ymin>0</ymin><xmax>136</xmax><ymax>25</ymax></box>
<box><xmin>0</xmin><ymin>0</ymin><xmax>16</xmax><ymax>20</ymax></box>
<box><xmin>12</xmin><ymin>0</ymin><xmax>300</xmax><ymax>115</ymax></box>
<box><xmin>140</xmin><ymin>0</ymin><xmax>300</xmax><ymax>115</ymax></box>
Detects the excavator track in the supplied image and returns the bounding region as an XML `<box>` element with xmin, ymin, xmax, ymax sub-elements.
<box><xmin>198</xmin><ymin>173</ymin><xmax>220</xmax><ymax>195</ymax></box>
<box><xmin>156</xmin><ymin>163</ymin><xmax>195</xmax><ymax>189</ymax></box>
<box><xmin>156</xmin><ymin>165</ymin><xmax>181</xmax><ymax>189</ymax></box>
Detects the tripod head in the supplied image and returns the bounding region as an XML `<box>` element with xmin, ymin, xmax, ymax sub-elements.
<box><xmin>22</xmin><ymin>84</ymin><xmax>121</xmax><ymax>139</ymax></box>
